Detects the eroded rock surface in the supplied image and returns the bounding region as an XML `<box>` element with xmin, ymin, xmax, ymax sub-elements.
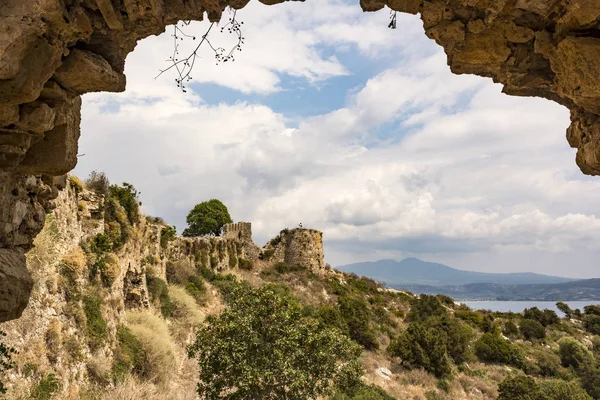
<box><xmin>0</xmin><ymin>0</ymin><xmax>600</xmax><ymax>321</ymax></box>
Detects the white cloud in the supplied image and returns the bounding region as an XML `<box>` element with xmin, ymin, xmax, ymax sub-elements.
<box><xmin>75</xmin><ymin>1</ymin><xmax>600</xmax><ymax>279</ymax></box>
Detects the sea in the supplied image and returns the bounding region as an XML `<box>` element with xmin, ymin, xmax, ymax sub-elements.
<box><xmin>461</xmin><ymin>300</ymin><xmax>599</xmax><ymax>316</ymax></box>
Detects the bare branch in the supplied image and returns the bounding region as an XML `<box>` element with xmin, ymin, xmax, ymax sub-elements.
<box><xmin>155</xmin><ymin>7</ymin><xmax>246</xmax><ymax>93</ymax></box>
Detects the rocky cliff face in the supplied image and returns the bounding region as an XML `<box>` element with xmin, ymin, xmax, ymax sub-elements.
<box><xmin>0</xmin><ymin>177</ymin><xmax>325</xmax><ymax>398</ymax></box>
<box><xmin>1</xmin><ymin>0</ymin><xmax>600</xmax><ymax>322</ymax></box>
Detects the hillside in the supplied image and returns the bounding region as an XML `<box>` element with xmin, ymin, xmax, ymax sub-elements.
<box><xmin>0</xmin><ymin>175</ymin><xmax>598</xmax><ymax>400</ymax></box>
<box><xmin>336</xmin><ymin>258</ymin><xmax>574</xmax><ymax>286</ymax></box>
<box><xmin>391</xmin><ymin>279</ymin><xmax>600</xmax><ymax>301</ymax></box>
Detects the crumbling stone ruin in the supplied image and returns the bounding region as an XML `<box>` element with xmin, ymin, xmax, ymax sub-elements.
<box><xmin>1</xmin><ymin>0</ymin><xmax>600</xmax><ymax>322</ymax></box>
<box><xmin>262</xmin><ymin>228</ymin><xmax>325</xmax><ymax>272</ymax></box>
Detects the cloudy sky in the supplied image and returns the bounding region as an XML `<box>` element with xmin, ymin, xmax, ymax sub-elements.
<box><xmin>74</xmin><ymin>0</ymin><xmax>600</xmax><ymax>278</ymax></box>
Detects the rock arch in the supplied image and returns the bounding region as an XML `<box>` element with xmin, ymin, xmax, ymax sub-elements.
<box><xmin>1</xmin><ymin>0</ymin><xmax>599</xmax><ymax>321</ymax></box>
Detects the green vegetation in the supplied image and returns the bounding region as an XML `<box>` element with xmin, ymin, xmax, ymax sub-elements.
<box><xmin>497</xmin><ymin>374</ymin><xmax>543</xmax><ymax>400</ymax></box>
<box><xmin>407</xmin><ymin>294</ymin><xmax>448</xmax><ymax>321</ymax></box>
<box><xmin>83</xmin><ymin>290</ymin><xmax>108</xmax><ymax>351</ymax></box>
<box><xmin>338</xmin><ymin>294</ymin><xmax>379</xmax><ymax>350</ymax></box>
<box><xmin>108</xmin><ymin>182</ymin><xmax>141</xmax><ymax>225</ymax></box>
<box><xmin>182</xmin><ymin>199</ymin><xmax>233</xmax><ymax>237</ymax></box>
<box><xmin>84</xmin><ymin>170</ymin><xmax>110</xmax><ymax>196</ymax></box>
<box><xmin>112</xmin><ymin>325</ymin><xmax>143</xmax><ymax>382</ymax></box>
<box><xmin>188</xmin><ymin>284</ymin><xmax>364</xmax><ymax>400</ymax></box>
<box><xmin>519</xmin><ymin>319</ymin><xmax>546</xmax><ymax>340</ymax></box>
<box><xmin>474</xmin><ymin>331</ymin><xmax>525</xmax><ymax>368</ymax></box>
<box><xmin>0</xmin><ymin>331</ymin><xmax>15</xmax><ymax>394</ymax></box>
<box><xmin>160</xmin><ymin>225</ymin><xmax>176</xmax><ymax>248</ymax></box>
<box><xmin>146</xmin><ymin>274</ymin><xmax>175</xmax><ymax>317</ymax></box>
<box><xmin>30</xmin><ymin>373</ymin><xmax>60</xmax><ymax>400</ymax></box>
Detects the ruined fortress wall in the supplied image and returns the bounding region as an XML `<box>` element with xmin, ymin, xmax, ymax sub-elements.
<box><xmin>223</xmin><ymin>222</ymin><xmax>253</xmax><ymax>242</ymax></box>
<box><xmin>266</xmin><ymin>228</ymin><xmax>325</xmax><ymax>272</ymax></box>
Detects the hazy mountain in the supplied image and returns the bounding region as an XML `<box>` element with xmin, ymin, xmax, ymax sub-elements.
<box><xmin>336</xmin><ymin>257</ymin><xmax>574</xmax><ymax>286</ymax></box>
<box><xmin>389</xmin><ymin>279</ymin><xmax>600</xmax><ymax>301</ymax></box>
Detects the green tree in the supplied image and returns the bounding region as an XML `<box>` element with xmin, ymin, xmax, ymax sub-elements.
<box><xmin>109</xmin><ymin>182</ymin><xmax>141</xmax><ymax>225</ymax></box>
<box><xmin>579</xmin><ymin>362</ymin><xmax>600</xmax><ymax>399</ymax></box>
<box><xmin>187</xmin><ymin>284</ymin><xmax>362</xmax><ymax>400</ymax></box>
<box><xmin>388</xmin><ymin>322</ymin><xmax>452</xmax><ymax>378</ymax></box>
<box><xmin>425</xmin><ymin>315</ymin><xmax>474</xmax><ymax>365</ymax></box>
<box><xmin>407</xmin><ymin>294</ymin><xmax>448</xmax><ymax>322</ymax></box>
<box><xmin>497</xmin><ymin>374</ymin><xmax>543</xmax><ymax>400</ymax></box>
<box><xmin>183</xmin><ymin>199</ymin><xmax>233</xmax><ymax>237</ymax></box>
<box><xmin>519</xmin><ymin>319</ymin><xmax>546</xmax><ymax>340</ymax></box>
<box><xmin>556</xmin><ymin>302</ymin><xmax>573</xmax><ymax>319</ymax></box>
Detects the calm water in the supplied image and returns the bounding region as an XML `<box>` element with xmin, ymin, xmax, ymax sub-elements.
<box><xmin>462</xmin><ymin>301</ymin><xmax>599</xmax><ymax>315</ymax></box>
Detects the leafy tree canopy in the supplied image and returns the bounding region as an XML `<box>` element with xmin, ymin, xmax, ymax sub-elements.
<box><xmin>183</xmin><ymin>199</ymin><xmax>233</xmax><ymax>237</ymax></box>
<box><xmin>187</xmin><ymin>284</ymin><xmax>363</xmax><ymax>400</ymax></box>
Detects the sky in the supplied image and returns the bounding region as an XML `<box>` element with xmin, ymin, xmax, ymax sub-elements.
<box><xmin>73</xmin><ymin>0</ymin><xmax>600</xmax><ymax>279</ymax></box>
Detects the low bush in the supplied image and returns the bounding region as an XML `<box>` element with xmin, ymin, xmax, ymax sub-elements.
<box><xmin>274</xmin><ymin>262</ymin><xmax>307</xmax><ymax>274</ymax></box>
<box><xmin>539</xmin><ymin>379</ymin><xmax>593</xmax><ymax>400</ymax></box>
<box><xmin>497</xmin><ymin>374</ymin><xmax>542</xmax><ymax>400</ymax></box>
<box><xmin>582</xmin><ymin>314</ymin><xmax>600</xmax><ymax>335</ymax></box>
<box><xmin>519</xmin><ymin>319</ymin><xmax>546</xmax><ymax>340</ymax></box>
<box><xmin>474</xmin><ymin>332</ymin><xmax>524</xmax><ymax>368</ymax></box>
<box><xmin>558</xmin><ymin>337</ymin><xmax>592</xmax><ymax>369</ymax></box>
<box><xmin>69</xmin><ymin>175</ymin><xmax>84</xmax><ymax>193</ymax></box>
<box><xmin>101</xmin><ymin>252</ymin><xmax>121</xmax><ymax>287</ymax></box>
<box><xmin>165</xmin><ymin>259</ymin><xmax>195</xmax><ymax>285</ymax></box>
<box><xmin>338</xmin><ymin>294</ymin><xmax>379</xmax><ymax>350</ymax></box>
<box><xmin>112</xmin><ymin>325</ymin><xmax>143</xmax><ymax>382</ymax></box>
<box><xmin>503</xmin><ymin>320</ymin><xmax>520</xmax><ymax>338</ymax></box>
<box><xmin>407</xmin><ymin>295</ymin><xmax>448</xmax><ymax>322</ymax></box>
<box><xmin>185</xmin><ymin>275</ymin><xmax>207</xmax><ymax>301</ymax></box>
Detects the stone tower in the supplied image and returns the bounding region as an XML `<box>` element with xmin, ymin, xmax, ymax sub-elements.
<box><xmin>222</xmin><ymin>222</ymin><xmax>253</xmax><ymax>242</ymax></box>
<box><xmin>265</xmin><ymin>228</ymin><xmax>324</xmax><ymax>272</ymax></box>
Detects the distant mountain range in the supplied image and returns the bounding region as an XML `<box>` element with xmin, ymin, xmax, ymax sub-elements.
<box><xmin>336</xmin><ymin>258</ymin><xmax>600</xmax><ymax>301</ymax></box>
<box><xmin>336</xmin><ymin>258</ymin><xmax>574</xmax><ymax>286</ymax></box>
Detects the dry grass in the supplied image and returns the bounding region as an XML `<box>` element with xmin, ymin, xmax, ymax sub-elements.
<box><xmin>102</xmin><ymin>253</ymin><xmax>121</xmax><ymax>286</ymax></box>
<box><xmin>125</xmin><ymin>310</ymin><xmax>177</xmax><ymax>385</ymax></box>
<box><xmin>79</xmin><ymin>374</ymin><xmax>198</xmax><ymax>400</ymax></box>
<box><xmin>61</xmin><ymin>247</ymin><xmax>87</xmax><ymax>277</ymax></box>
<box><xmin>168</xmin><ymin>285</ymin><xmax>205</xmax><ymax>342</ymax></box>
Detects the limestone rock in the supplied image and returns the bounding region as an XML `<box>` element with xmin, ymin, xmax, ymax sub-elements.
<box><xmin>0</xmin><ymin>104</ymin><xmax>19</xmax><ymax>127</ymax></box>
<box><xmin>0</xmin><ymin>248</ymin><xmax>32</xmax><ymax>321</ymax></box>
<box><xmin>53</xmin><ymin>49</ymin><xmax>126</xmax><ymax>95</ymax></box>
<box><xmin>15</xmin><ymin>102</ymin><xmax>56</xmax><ymax>134</ymax></box>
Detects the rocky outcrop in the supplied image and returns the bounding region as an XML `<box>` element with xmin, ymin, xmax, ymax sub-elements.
<box><xmin>1</xmin><ymin>0</ymin><xmax>600</xmax><ymax>321</ymax></box>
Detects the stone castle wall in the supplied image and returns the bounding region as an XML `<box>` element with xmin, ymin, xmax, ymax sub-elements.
<box><xmin>265</xmin><ymin>228</ymin><xmax>325</xmax><ymax>272</ymax></box>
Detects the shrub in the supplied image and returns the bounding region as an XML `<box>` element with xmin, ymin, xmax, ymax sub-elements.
<box><xmin>0</xmin><ymin>331</ymin><xmax>16</xmax><ymax>395</ymax></box>
<box><xmin>539</xmin><ymin>379</ymin><xmax>593</xmax><ymax>400</ymax></box>
<box><xmin>582</xmin><ymin>314</ymin><xmax>600</xmax><ymax>335</ymax></box>
<box><xmin>31</xmin><ymin>374</ymin><xmax>60</xmax><ymax>400</ymax></box>
<box><xmin>238</xmin><ymin>258</ymin><xmax>253</xmax><ymax>271</ymax></box>
<box><xmin>84</xmin><ymin>291</ymin><xmax>108</xmax><ymax>351</ymax></box>
<box><xmin>534</xmin><ymin>350</ymin><xmax>568</xmax><ymax>378</ymax></box>
<box><xmin>69</xmin><ymin>175</ymin><xmax>84</xmax><ymax>193</ymax></box>
<box><xmin>523</xmin><ymin>307</ymin><xmax>559</xmax><ymax>327</ymax></box>
<box><xmin>146</xmin><ymin>276</ymin><xmax>175</xmax><ymax>318</ymax></box>
<box><xmin>388</xmin><ymin>322</ymin><xmax>452</xmax><ymax>378</ymax></box>
<box><xmin>497</xmin><ymin>374</ymin><xmax>542</xmax><ymax>400</ymax></box>
<box><xmin>101</xmin><ymin>252</ymin><xmax>121</xmax><ymax>287</ymax></box>
<box><xmin>338</xmin><ymin>294</ymin><xmax>379</xmax><ymax>350</ymax></box>
<box><xmin>407</xmin><ymin>295</ymin><xmax>448</xmax><ymax>322</ymax></box>
<box><xmin>84</xmin><ymin>170</ymin><xmax>110</xmax><ymax>196</ymax></box>
<box><xmin>185</xmin><ymin>275</ymin><xmax>207</xmax><ymax>301</ymax></box>
<box><xmin>503</xmin><ymin>320</ymin><xmax>520</xmax><ymax>338</ymax></box>
<box><xmin>474</xmin><ymin>332</ymin><xmax>524</xmax><ymax>368</ymax></box>
<box><xmin>455</xmin><ymin>307</ymin><xmax>486</xmax><ymax>329</ymax></box>
<box><xmin>558</xmin><ymin>338</ymin><xmax>592</xmax><ymax>369</ymax></box>
<box><xmin>160</xmin><ymin>225</ymin><xmax>176</xmax><ymax>248</ymax></box>
<box><xmin>426</xmin><ymin>315</ymin><xmax>474</xmax><ymax>365</ymax></box>
<box><xmin>165</xmin><ymin>259</ymin><xmax>195</xmax><ymax>285</ymax></box>
<box><xmin>260</xmin><ymin>249</ymin><xmax>275</xmax><ymax>260</ymax></box>
<box><xmin>333</xmin><ymin>383</ymin><xmax>395</xmax><ymax>400</ymax></box>
<box><xmin>519</xmin><ymin>319</ymin><xmax>546</xmax><ymax>340</ymax></box>
<box><xmin>579</xmin><ymin>362</ymin><xmax>600</xmax><ymax>399</ymax></box>
<box><xmin>125</xmin><ymin>311</ymin><xmax>177</xmax><ymax>385</ymax></box>
<box><xmin>109</xmin><ymin>183</ymin><xmax>141</xmax><ymax>225</ymax></box>
<box><xmin>112</xmin><ymin>325</ymin><xmax>143</xmax><ymax>382</ymax></box>
<box><xmin>188</xmin><ymin>284</ymin><xmax>362</xmax><ymax>400</ymax></box>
